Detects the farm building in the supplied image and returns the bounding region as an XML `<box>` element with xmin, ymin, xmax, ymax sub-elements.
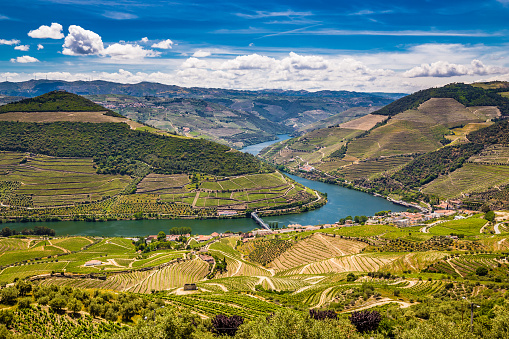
<box><xmin>199</xmin><ymin>254</ymin><xmax>215</xmax><ymax>264</ymax></box>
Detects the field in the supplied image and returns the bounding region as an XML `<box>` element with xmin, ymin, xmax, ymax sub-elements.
<box><xmin>0</xmin><ymin>152</ymin><xmax>132</xmax><ymax>208</ymax></box>
<box><xmin>339</xmin><ymin>114</ymin><xmax>387</xmax><ymax>130</ymax></box>
<box><xmin>0</xmin><ymin>151</ymin><xmax>318</xmax><ymax>218</ymax></box>
<box><xmin>423</xmin><ymin>163</ymin><xmax>509</xmax><ymax>199</ymax></box>
<box><xmin>394</xmin><ymin>98</ymin><xmax>483</xmax><ymax>129</ymax></box>
<box><xmin>334</xmin><ymin>156</ymin><xmax>413</xmax><ymax>180</ymax></box>
<box><xmin>468</xmin><ymin>144</ymin><xmax>509</xmax><ymax>165</ymax></box>
<box><xmin>428</xmin><ymin>217</ymin><xmax>487</xmax><ymax>237</ymax></box>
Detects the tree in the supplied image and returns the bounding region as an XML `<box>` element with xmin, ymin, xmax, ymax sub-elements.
<box><xmin>476</xmin><ymin>266</ymin><xmax>489</xmax><ymax>276</ymax></box>
<box><xmin>485</xmin><ymin>211</ymin><xmax>495</xmax><ymax>222</ymax></box>
<box><xmin>120</xmin><ymin>301</ymin><xmax>137</xmax><ymax>321</ymax></box>
<box><xmin>0</xmin><ymin>287</ymin><xmax>18</xmax><ymax>305</ymax></box>
<box><xmin>17</xmin><ymin>298</ymin><xmax>31</xmax><ymax>309</ymax></box>
<box><xmin>309</xmin><ymin>309</ymin><xmax>337</xmax><ymax>320</ymax></box>
<box><xmin>347</xmin><ymin>273</ymin><xmax>357</xmax><ymax>282</ymax></box>
<box><xmin>349</xmin><ymin>310</ymin><xmax>382</xmax><ymax>333</ymax></box>
<box><xmin>157</xmin><ymin>231</ymin><xmax>166</xmax><ymax>242</ymax></box>
<box><xmin>67</xmin><ymin>298</ymin><xmax>83</xmax><ymax>315</ymax></box>
<box><xmin>212</xmin><ymin>314</ymin><xmax>244</xmax><ymax>336</ymax></box>
<box><xmin>49</xmin><ymin>296</ymin><xmax>67</xmax><ymax>312</ymax></box>
<box><xmin>15</xmin><ymin>280</ymin><xmax>32</xmax><ymax>297</ymax></box>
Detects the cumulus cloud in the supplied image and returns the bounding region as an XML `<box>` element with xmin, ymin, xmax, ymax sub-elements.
<box><xmin>10</xmin><ymin>55</ymin><xmax>39</xmax><ymax>63</ymax></box>
<box><xmin>0</xmin><ymin>39</ymin><xmax>20</xmax><ymax>45</ymax></box>
<box><xmin>102</xmin><ymin>43</ymin><xmax>160</xmax><ymax>60</ymax></box>
<box><xmin>28</xmin><ymin>23</ymin><xmax>64</xmax><ymax>39</ymax></box>
<box><xmin>62</xmin><ymin>25</ymin><xmax>104</xmax><ymax>55</ymax></box>
<box><xmin>221</xmin><ymin>54</ymin><xmax>276</xmax><ymax>70</ymax></box>
<box><xmin>37</xmin><ymin>44</ymin><xmax>44</xmax><ymax>50</ymax></box>
<box><xmin>151</xmin><ymin>39</ymin><xmax>173</xmax><ymax>49</ymax></box>
<box><xmin>181</xmin><ymin>57</ymin><xmax>209</xmax><ymax>69</ymax></box>
<box><xmin>14</xmin><ymin>45</ymin><xmax>29</xmax><ymax>51</ymax></box>
<box><xmin>141</xmin><ymin>37</ymin><xmax>148</xmax><ymax>43</ymax></box>
<box><xmin>404</xmin><ymin>59</ymin><xmax>506</xmax><ymax>77</ymax></box>
<box><xmin>192</xmin><ymin>50</ymin><xmax>211</xmax><ymax>58</ymax></box>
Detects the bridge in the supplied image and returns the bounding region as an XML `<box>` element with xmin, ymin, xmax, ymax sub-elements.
<box><xmin>251</xmin><ymin>212</ymin><xmax>271</xmax><ymax>231</ymax></box>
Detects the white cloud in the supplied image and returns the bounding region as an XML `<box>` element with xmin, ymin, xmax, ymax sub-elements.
<box><xmin>102</xmin><ymin>43</ymin><xmax>160</xmax><ymax>60</ymax></box>
<box><xmin>10</xmin><ymin>55</ymin><xmax>39</xmax><ymax>63</ymax></box>
<box><xmin>62</xmin><ymin>25</ymin><xmax>104</xmax><ymax>55</ymax></box>
<box><xmin>103</xmin><ymin>11</ymin><xmax>137</xmax><ymax>20</ymax></box>
<box><xmin>221</xmin><ymin>54</ymin><xmax>276</xmax><ymax>70</ymax></box>
<box><xmin>14</xmin><ymin>45</ymin><xmax>30</xmax><ymax>51</ymax></box>
<box><xmin>404</xmin><ymin>59</ymin><xmax>506</xmax><ymax>77</ymax></box>
<box><xmin>181</xmin><ymin>57</ymin><xmax>209</xmax><ymax>69</ymax></box>
<box><xmin>28</xmin><ymin>23</ymin><xmax>64</xmax><ymax>39</ymax></box>
<box><xmin>0</xmin><ymin>39</ymin><xmax>20</xmax><ymax>45</ymax></box>
<box><xmin>192</xmin><ymin>50</ymin><xmax>211</xmax><ymax>58</ymax></box>
<box><xmin>151</xmin><ymin>39</ymin><xmax>173</xmax><ymax>49</ymax></box>
<box><xmin>236</xmin><ymin>10</ymin><xmax>313</xmax><ymax>19</ymax></box>
<box><xmin>37</xmin><ymin>44</ymin><xmax>44</xmax><ymax>50</ymax></box>
<box><xmin>141</xmin><ymin>37</ymin><xmax>148</xmax><ymax>43</ymax></box>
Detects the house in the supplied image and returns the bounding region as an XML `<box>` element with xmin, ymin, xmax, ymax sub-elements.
<box><xmin>145</xmin><ymin>235</ymin><xmax>158</xmax><ymax>243</ymax></box>
<box><xmin>211</xmin><ymin>232</ymin><xmax>220</xmax><ymax>237</ymax></box>
<box><xmin>84</xmin><ymin>260</ymin><xmax>102</xmax><ymax>266</ymax></box>
<box><xmin>196</xmin><ymin>235</ymin><xmax>212</xmax><ymax>242</ymax></box>
<box><xmin>199</xmin><ymin>254</ymin><xmax>215</xmax><ymax>264</ymax></box>
<box><xmin>183</xmin><ymin>283</ymin><xmax>197</xmax><ymax>291</ymax></box>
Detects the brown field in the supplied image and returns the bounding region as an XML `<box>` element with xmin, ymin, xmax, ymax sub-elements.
<box><xmin>137</xmin><ymin>174</ymin><xmax>190</xmax><ymax>194</ymax></box>
<box><xmin>394</xmin><ymin>98</ymin><xmax>482</xmax><ymax>128</ymax></box>
<box><xmin>340</xmin><ymin>114</ymin><xmax>387</xmax><ymax>131</ymax></box>
<box><xmin>468</xmin><ymin>106</ymin><xmax>501</xmax><ymax>120</ymax></box>
<box><xmin>335</xmin><ymin>156</ymin><xmax>414</xmax><ymax>180</ymax></box>
<box><xmin>0</xmin><ymin>111</ymin><xmax>128</xmax><ymax>124</ymax></box>
<box><xmin>269</xmin><ymin>234</ymin><xmax>367</xmax><ymax>272</ymax></box>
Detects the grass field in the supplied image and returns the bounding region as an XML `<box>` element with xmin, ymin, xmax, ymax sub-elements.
<box><xmin>429</xmin><ymin>217</ymin><xmax>487</xmax><ymax>237</ymax></box>
<box><xmin>423</xmin><ymin>163</ymin><xmax>509</xmax><ymax>199</ymax></box>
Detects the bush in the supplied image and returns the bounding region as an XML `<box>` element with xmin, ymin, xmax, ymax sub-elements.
<box><xmin>349</xmin><ymin>310</ymin><xmax>382</xmax><ymax>333</ymax></box>
<box><xmin>309</xmin><ymin>309</ymin><xmax>337</xmax><ymax>320</ymax></box>
<box><xmin>347</xmin><ymin>273</ymin><xmax>357</xmax><ymax>282</ymax></box>
<box><xmin>17</xmin><ymin>298</ymin><xmax>31</xmax><ymax>309</ymax></box>
<box><xmin>211</xmin><ymin>314</ymin><xmax>244</xmax><ymax>336</ymax></box>
<box><xmin>476</xmin><ymin>266</ymin><xmax>489</xmax><ymax>276</ymax></box>
<box><xmin>0</xmin><ymin>287</ymin><xmax>18</xmax><ymax>305</ymax></box>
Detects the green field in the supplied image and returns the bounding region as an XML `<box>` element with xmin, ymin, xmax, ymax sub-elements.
<box><xmin>429</xmin><ymin>217</ymin><xmax>487</xmax><ymax>237</ymax></box>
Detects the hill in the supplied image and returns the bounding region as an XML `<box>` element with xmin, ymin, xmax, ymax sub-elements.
<box><xmin>0</xmin><ymin>91</ymin><xmax>321</xmax><ymax>219</ymax></box>
<box><xmin>0</xmin><ymin>80</ymin><xmax>400</xmax><ymax>148</ymax></box>
<box><xmin>0</xmin><ymin>90</ymin><xmax>121</xmax><ymax>117</ymax></box>
<box><xmin>260</xmin><ymin>82</ymin><xmax>509</xmax><ymax>209</ymax></box>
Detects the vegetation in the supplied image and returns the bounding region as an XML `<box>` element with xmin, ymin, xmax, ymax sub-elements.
<box><xmin>0</xmin><ymin>91</ymin><xmax>121</xmax><ymax>117</ymax></box>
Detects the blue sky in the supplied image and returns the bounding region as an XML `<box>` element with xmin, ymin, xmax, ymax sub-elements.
<box><xmin>1</xmin><ymin>0</ymin><xmax>509</xmax><ymax>92</ymax></box>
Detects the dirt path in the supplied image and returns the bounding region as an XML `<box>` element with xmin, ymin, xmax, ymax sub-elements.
<box><xmin>205</xmin><ymin>283</ymin><xmax>228</xmax><ymax>292</ymax></box>
<box><xmin>446</xmin><ymin>258</ymin><xmax>463</xmax><ymax>277</ymax></box>
<box><xmin>256</xmin><ymin>276</ymin><xmax>275</xmax><ymax>290</ymax></box>
<box><xmin>312</xmin><ymin>287</ymin><xmax>333</xmax><ymax>309</ymax></box>
<box><xmin>344</xmin><ymin>298</ymin><xmax>412</xmax><ymax>313</ymax></box>
<box><xmin>480</xmin><ymin>221</ymin><xmax>490</xmax><ymax>234</ymax></box>
<box><xmin>47</xmin><ymin>240</ymin><xmax>69</xmax><ymax>254</ymax></box>
<box><xmin>497</xmin><ymin>238</ymin><xmax>506</xmax><ymax>250</ymax></box>
<box><xmin>191</xmin><ymin>192</ymin><xmax>200</xmax><ymax>207</ymax></box>
<box><xmin>403</xmin><ymin>254</ymin><xmax>417</xmax><ymax>271</ymax></box>
<box><xmin>494</xmin><ymin>223</ymin><xmax>502</xmax><ymax>234</ymax></box>
<box><xmin>299</xmin><ymin>263</ymin><xmax>311</xmax><ymax>275</ymax></box>
<box><xmin>420</xmin><ymin>220</ymin><xmax>446</xmax><ymax>233</ymax></box>
<box><xmin>106</xmin><ymin>259</ymin><xmax>123</xmax><ymax>267</ymax></box>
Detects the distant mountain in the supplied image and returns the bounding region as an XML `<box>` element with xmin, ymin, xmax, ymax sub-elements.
<box><xmin>0</xmin><ymin>80</ymin><xmax>401</xmax><ymax>148</ymax></box>
<box><xmin>261</xmin><ymin>81</ymin><xmax>509</xmax><ymax>209</ymax></box>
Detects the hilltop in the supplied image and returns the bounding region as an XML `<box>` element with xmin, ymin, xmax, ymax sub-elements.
<box><xmin>260</xmin><ymin>82</ymin><xmax>509</xmax><ymax>210</ymax></box>
<box><xmin>0</xmin><ymin>91</ymin><xmax>321</xmax><ymax>219</ymax></box>
<box><xmin>0</xmin><ymin>80</ymin><xmax>400</xmax><ymax>148</ymax></box>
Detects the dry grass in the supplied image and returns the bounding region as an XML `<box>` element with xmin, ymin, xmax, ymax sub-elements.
<box><xmin>340</xmin><ymin>114</ymin><xmax>387</xmax><ymax>131</ymax></box>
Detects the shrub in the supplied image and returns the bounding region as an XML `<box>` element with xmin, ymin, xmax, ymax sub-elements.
<box><xmin>17</xmin><ymin>298</ymin><xmax>31</xmax><ymax>309</ymax></box>
<box><xmin>476</xmin><ymin>266</ymin><xmax>489</xmax><ymax>276</ymax></box>
<box><xmin>347</xmin><ymin>273</ymin><xmax>357</xmax><ymax>282</ymax></box>
<box><xmin>309</xmin><ymin>309</ymin><xmax>337</xmax><ymax>320</ymax></box>
<box><xmin>349</xmin><ymin>310</ymin><xmax>382</xmax><ymax>333</ymax></box>
<box><xmin>211</xmin><ymin>314</ymin><xmax>244</xmax><ymax>336</ymax></box>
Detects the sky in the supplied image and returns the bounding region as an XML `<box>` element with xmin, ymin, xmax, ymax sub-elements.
<box><xmin>1</xmin><ymin>0</ymin><xmax>509</xmax><ymax>93</ymax></box>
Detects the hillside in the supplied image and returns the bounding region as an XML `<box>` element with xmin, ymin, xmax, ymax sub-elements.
<box><xmin>261</xmin><ymin>82</ymin><xmax>509</xmax><ymax>208</ymax></box>
<box><xmin>0</xmin><ymin>80</ymin><xmax>399</xmax><ymax>148</ymax></box>
<box><xmin>1</xmin><ymin>211</ymin><xmax>509</xmax><ymax>338</ymax></box>
<box><xmin>0</xmin><ymin>91</ymin><xmax>321</xmax><ymax>219</ymax></box>
<box><xmin>0</xmin><ymin>90</ymin><xmax>121</xmax><ymax>117</ymax></box>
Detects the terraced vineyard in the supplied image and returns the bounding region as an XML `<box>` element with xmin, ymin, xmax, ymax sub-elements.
<box><xmin>423</xmin><ymin>163</ymin><xmax>509</xmax><ymax>199</ymax></box>
<box><xmin>269</xmin><ymin>234</ymin><xmax>367</xmax><ymax>272</ymax></box>
<box><xmin>334</xmin><ymin>156</ymin><xmax>414</xmax><ymax>180</ymax></box>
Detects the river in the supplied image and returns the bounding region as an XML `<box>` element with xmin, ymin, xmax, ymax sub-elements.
<box><xmin>8</xmin><ymin>135</ymin><xmax>406</xmax><ymax>236</ymax></box>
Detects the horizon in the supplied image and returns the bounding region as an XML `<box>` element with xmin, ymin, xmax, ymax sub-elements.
<box><xmin>1</xmin><ymin>0</ymin><xmax>509</xmax><ymax>93</ymax></box>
